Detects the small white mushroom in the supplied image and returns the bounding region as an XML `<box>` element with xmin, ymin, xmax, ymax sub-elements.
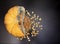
<box><xmin>39</xmin><ymin>18</ymin><xmax>42</xmax><ymax>21</ymax></box>
<box><xmin>36</xmin><ymin>23</ymin><xmax>38</xmax><ymax>27</ymax></box>
<box><xmin>32</xmin><ymin>11</ymin><xmax>34</xmax><ymax>14</ymax></box>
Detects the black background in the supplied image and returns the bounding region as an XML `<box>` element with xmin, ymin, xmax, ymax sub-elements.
<box><xmin>0</xmin><ymin>0</ymin><xmax>60</xmax><ymax>44</ymax></box>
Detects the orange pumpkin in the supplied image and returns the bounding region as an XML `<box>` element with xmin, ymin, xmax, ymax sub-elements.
<box><xmin>4</xmin><ymin>6</ymin><xmax>31</xmax><ymax>38</ymax></box>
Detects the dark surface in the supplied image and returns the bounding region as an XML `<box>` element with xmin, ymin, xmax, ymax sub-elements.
<box><xmin>0</xmin><ymin>0</ymin><xmax>60</xmax><ymax>44</ymax></box>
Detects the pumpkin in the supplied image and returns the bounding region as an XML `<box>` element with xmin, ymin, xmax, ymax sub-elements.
<box><xmin>4</xmin><ymin>6</ymin><xmax>31</xmax><ymax>38</ymax></box>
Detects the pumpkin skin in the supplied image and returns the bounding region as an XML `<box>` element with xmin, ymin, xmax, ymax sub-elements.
<box><xmin>4</xmin><ymin>6</ymin><xmax>31</xmax><ymax>38</ymax></box>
